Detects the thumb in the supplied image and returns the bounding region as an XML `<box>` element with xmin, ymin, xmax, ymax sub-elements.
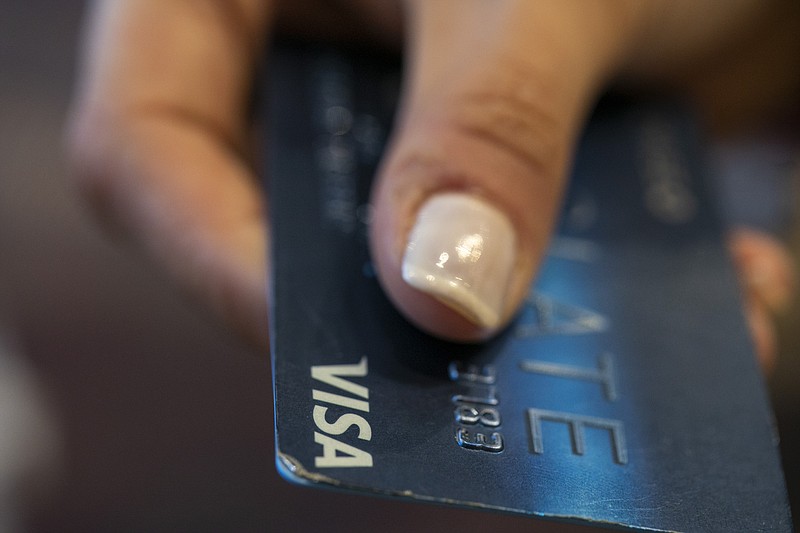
<box><xmin>370</xmin><ymin>1</ymin><xmax>638</xmax><ymax>341</ymax></box>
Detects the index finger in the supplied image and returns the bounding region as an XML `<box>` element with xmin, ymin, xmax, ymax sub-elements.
<box><xmin>66</xmin><ymin>0</ymin><xmax>274</xmax><ymax>348</ymax></box>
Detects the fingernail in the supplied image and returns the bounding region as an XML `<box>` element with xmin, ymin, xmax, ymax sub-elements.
<box><xmin>402</xmin><ymin>192</ymin><xmax>516</xmax><ymax>329</ymax></box>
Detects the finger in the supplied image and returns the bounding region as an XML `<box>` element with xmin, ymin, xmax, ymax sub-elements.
<box><xmin>66</xmin><ymin>0</ymin><xmax>273</xmax><ymax>349</ymax></box>
<box><xmin>729</xmin><ymin>227</ymin><xmax>796</xmax><ymax>314</ymax></box>
<box><xmin>728</xmin><ymin>227</ymin><xmax>797</xmax><ymax>372</ymax></box>
<box><xmin>744</xmin><ymin>296</ymin><xmax>778</xmax><ymax>374</ymax></box>
<box><xmin>370</xmin><ymin>0</ymin><xmax>641</xmax><ymax>341</ymax></box>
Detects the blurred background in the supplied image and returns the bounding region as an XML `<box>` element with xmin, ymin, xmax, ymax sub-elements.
<box><xmin>1</xmin><ymin>2</ymin><xmax>798</xmax><ymax>531</ymax></box>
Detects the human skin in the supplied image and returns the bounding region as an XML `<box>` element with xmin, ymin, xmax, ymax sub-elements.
<box><xmin>66</xmin><ymin>0</ymin><xmax>799</xmax><ymax>367</ymax></box>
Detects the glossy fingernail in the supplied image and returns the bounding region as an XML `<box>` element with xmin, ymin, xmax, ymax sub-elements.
<box><xmin>401</xmin><ymin>192</ymin><xmax>516</xmax><ymax>329</ymax></box>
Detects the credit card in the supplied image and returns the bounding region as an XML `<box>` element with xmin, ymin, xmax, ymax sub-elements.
<box><xmin>267</xmin><ymin>42</ymin><xmax>792</xmax><ymax>532</ymax></box>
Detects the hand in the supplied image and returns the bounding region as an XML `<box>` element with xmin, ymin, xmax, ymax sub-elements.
<box><xmin>67</xmin><ymin>1</ymin><xmax>799</xmax><ymax>364</ymax></box>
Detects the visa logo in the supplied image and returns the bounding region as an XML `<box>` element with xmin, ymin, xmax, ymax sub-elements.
<box><xmin>311</xmin><ymin>357</ymin><xmax>373</xmax><ymax>468</ymax></box>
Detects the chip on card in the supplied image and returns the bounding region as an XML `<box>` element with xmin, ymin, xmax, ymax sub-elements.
<box><xmin>267</xmin><ymin>43</ymin><xmax>792</xmax><ymax>532</ymax></box>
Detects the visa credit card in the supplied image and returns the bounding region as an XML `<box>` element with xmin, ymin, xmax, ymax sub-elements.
<box><xmin>267</xmin><ymin>42</ymin><xmax>792</xmax><ymax>532</ymax></box>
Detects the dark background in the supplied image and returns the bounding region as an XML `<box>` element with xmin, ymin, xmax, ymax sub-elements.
<box><xmin>1</xmin><ymin>2</ymin><xmax>798</xmax><ymax>531</ymax></box>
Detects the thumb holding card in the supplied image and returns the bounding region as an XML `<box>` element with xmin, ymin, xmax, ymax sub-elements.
<box><xmin>369</xmin><ymin>1</ymin><xmax>635</xmax><ymax>341</ymax></box>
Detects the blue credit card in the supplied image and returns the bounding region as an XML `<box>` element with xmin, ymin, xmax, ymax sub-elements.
<box><xmin>267</xmin><ymin>42</ymin><xmax>792</xmax><ymax>532</ymax></box>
